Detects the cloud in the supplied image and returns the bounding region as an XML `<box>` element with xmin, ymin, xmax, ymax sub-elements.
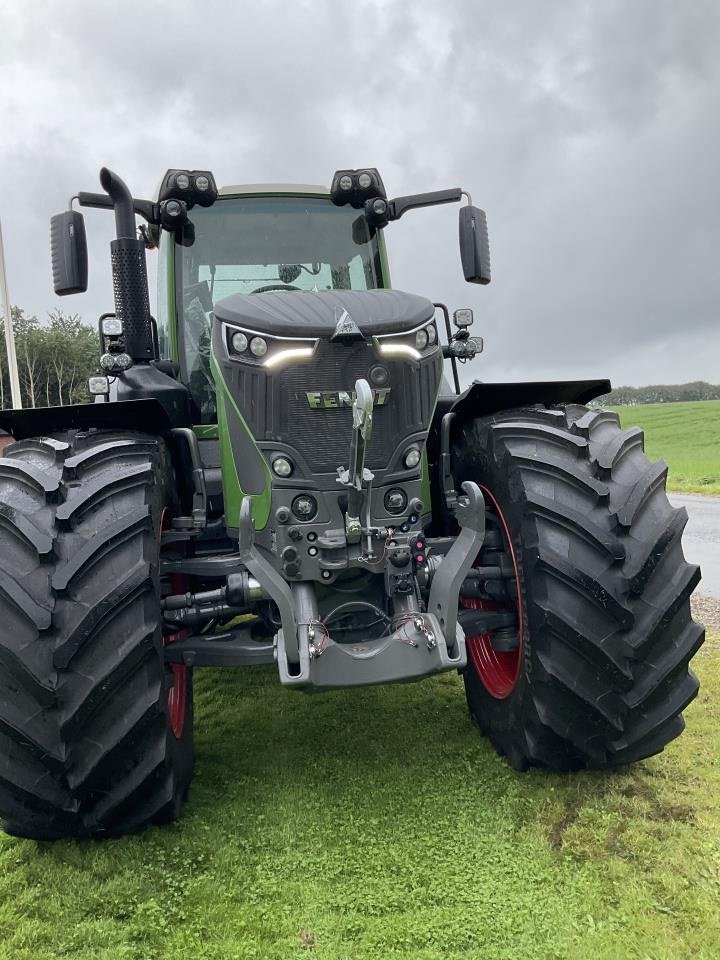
<box><xmin>0</xmin><ymin>0</ymin><xmax>718</xmax><ymax>387</ymax></box>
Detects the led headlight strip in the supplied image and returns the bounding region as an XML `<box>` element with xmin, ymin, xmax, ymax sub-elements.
<box><xmin>374</xmin><ymin>319</ymin><xmax>439</xmax><ymax>361</ymax></box>
<box><xmin>223</xmin><ymin>323</ymin><xmax>318</xmax><ymax>369</ymax></box>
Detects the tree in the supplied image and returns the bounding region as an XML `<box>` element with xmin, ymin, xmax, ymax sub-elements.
<box><xmin>593</xmin><ymin>381</ymin><xmax>720</xmax><ymax>407</ymax></box>
<box><xmin>45</xmin><ymin>310</ymin><xmax>99</xmax><ymax>405</ymax></box>
<box><xmin>0</xmin><ymin>307</ymin><xmax>99</xmax><ymax>409</ymax></box>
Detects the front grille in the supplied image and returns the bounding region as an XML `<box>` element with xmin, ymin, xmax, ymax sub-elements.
<box><xmin>279</xmin><ymin>343</ymin><xmax>386</xmax><ymax>469</ymax></box>
<box><xmin>218</xmin><ymin>336</ymin><xmax>442</xmax><ymax>475</ymax></box>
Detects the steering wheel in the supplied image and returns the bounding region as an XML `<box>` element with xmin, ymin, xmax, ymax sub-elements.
<box><xmin>250</xmin><ymin>284</ymin><xmax>301</xmax><ymax>294</ymax></box>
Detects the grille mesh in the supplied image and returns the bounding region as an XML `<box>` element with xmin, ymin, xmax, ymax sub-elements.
<box><xmin>271</xmin><ymin>342</ymin><xmax>440</xmax><ymax>471</ymax></box>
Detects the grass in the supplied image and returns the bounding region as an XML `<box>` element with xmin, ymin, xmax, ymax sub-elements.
<box><xmin>1</xmin><ymin>634</ymin><xmax>719</xmax><ymax>960</ymax></box>
<box><xmin>608</xmin><ymin>399</ymin><xmax>720</xmax><ymax>495</ymax></box>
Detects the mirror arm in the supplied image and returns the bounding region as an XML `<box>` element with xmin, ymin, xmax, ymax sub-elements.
<box><xmin>388</xmin><ymin>187</ymin><xmax>463</xmax><ymax>221</ymax></box>
<box><xmin>75</xmin><ymin>192</ymin><xmax>160</xmax><ymax>226</ymax></box>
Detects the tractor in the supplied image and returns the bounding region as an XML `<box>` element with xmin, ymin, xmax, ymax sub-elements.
<box><xmin>0</xmin><ymin>166</ymin><xmax>704</xmax><ymax>839</ymax></box>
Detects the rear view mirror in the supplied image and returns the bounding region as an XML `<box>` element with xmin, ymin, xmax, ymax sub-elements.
<box><xmin>459</xmin><ymin>205</ymin><xmax>491</xmax><ymax>285</ymax></box>
<box><xmin>50</xmin><ymin>210</ymin><xmax>88</xmax><ymax>295</ymax></box>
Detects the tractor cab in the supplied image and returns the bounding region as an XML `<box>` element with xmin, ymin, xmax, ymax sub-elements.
<box><xmin>157</xmin><ymin>185</ymin><xmax>391</xmax><ymax>423</ymax></box>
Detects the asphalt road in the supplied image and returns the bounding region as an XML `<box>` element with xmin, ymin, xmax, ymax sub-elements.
<box><xmin>670</xmin><ymin>493</ymin><xmax>720</xmax><ymax>599</ymax></box>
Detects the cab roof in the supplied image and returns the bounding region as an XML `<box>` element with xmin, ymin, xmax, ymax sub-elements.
<box><xmin>218</xmin><ymin>183</ymin><xmax>329</xmax><ymax>197</ymax></box>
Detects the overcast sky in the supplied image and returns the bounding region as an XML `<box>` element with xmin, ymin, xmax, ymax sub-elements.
<box><xmin>1</xmin><ymin>0</ymin><xmax>718</xmax><ymax>388</ymax></box>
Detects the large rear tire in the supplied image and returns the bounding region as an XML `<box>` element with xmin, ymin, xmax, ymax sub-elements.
<box><xmin>452</xmin><ymin>405</ymin><xmax>704</xmax><ymax>771</ymax></box>
<box><xmin>0</xmin><ymin>430</ymin><xmax>194</xmax><ymax>839</ymax></box>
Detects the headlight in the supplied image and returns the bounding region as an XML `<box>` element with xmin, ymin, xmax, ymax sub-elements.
<box><xmin>403</xmin><ymin>448</ymin><xmax>421</xmax><ymax>469</ymax></box>
<box><xmin>231</xmin><ymin>331</ymin><xmax>248</xmax><ymax>353</ymax></box>
<box><xmin>100</xmin><ymin>316</ymin><xmax>122</xmax><ymax>337</ymax></box>
<box><xmin>225</xmin><ymin>324</ymin><xmax>317</xmax><ymax>366</ymax></box>
<box><xmin>114</xmin><ymin>353</ymin><xmax>133</xmax><ymax>370</ymax></box>
<box><xmin>272</xmin><ymin>456</ymin><xmax>294</xmax><ymax>477</ymax></box>
<box><xmin>264</xmin><ymin>346</ymin><xmax>314</xmax><ymax>368</ymax></box>
<box><xmin>88</xmin><ymin>375</ymin><xmax>110</xmax><ymax>395</ymax></box>
<box><xmin>194</xmin><ymin>175</ymin><xmax>210</xmax><ymax>192</ymax></box>
<box><xmin>100</xmin><ymin>352</ymin><xmax>133</xmax><ymax>372</ymax></box>
<box><xmin>376</xmin><ymin>319</ymin><xmax>438</xmax><ymax>361</ymax></box>
<box><xmin>378</xmin><ymin>343</ymin><xmax>421</xmax><ymax>360</ymax></box>
<box><xmin>175</xmin><ymin>173</ymin><xmax>190</xmax><ymax>190</ymax></box>
<box><xmin>250</xmin><ymin>336</ymin><xmax>268</xmax><ymax>357</ymax></box>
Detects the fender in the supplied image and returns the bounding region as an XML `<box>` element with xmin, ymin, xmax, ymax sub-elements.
<box><xmin>426</xmin><ymin>379</ymin><xmax>611</xmax><ymax>518</ymax></box>
<box><xmin>0</xmin><ymin>398</ymin><xmax>181</xmax><ymax>440</ymax></box>
<box><xmin>442</xmin><ymin>377</ymin><xmax>611</xmax><ymax>427</ymax></box>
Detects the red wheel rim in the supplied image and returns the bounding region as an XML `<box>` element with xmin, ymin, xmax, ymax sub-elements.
<box><xmin>161</xmin><ymin>509</ymin><xmax>188</xmax><ymax>739</ymax></box>
<box><xmin>166</xmin><ymin>661</ymin><xmax>187</xmax><ymax>739</ymax></box>
<box><xmin>462</xmin><ymin>485</ymin><xmax>523</xmax><ymax>699</ymax></box>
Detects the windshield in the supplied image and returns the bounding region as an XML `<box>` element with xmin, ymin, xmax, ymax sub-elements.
<box><xmin>174</xmin><ymin>195</ymin><xmax>384</xmax><ymax>422</ymax></box>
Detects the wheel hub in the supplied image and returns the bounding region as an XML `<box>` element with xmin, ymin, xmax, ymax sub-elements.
<box><xmin>461</xmin><ymin>485</ymin><xmax>523</xmax><ymax>699</ymax></box>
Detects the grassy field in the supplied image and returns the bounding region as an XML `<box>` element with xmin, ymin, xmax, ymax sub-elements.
<box><xmin>609</xmin><ymin>399</ymin><xmax>720</xmax><ymax>495</ymax></box>
<box><xmin>0</xmin><ymin>632</ymin><xmax>718</xmax><ymax>960</ymax></box>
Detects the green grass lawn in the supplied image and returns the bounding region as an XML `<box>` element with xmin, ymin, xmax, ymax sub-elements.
<box><xmin>609</xmin><ymin>399</ymin><xmax>720</xmax><ymax>495</ymax></box>
<box><xmin>1</xmin><ymin>635</ymin><xmax>719</xmax><ymax>960</ymax></box>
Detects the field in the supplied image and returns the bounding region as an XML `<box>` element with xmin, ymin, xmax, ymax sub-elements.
<box><xmin>1</xmin><ymin>626</ymin><xmax>718</xmax><ymax>960</ymax></box>
<box><xmin>609</xmin><ymin>399</ymin><xmax>720</xmax><ymax>495</ymax></box>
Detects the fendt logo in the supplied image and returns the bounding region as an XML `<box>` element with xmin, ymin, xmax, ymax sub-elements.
<box><xmin>305</xmin><ymin>389</ymin><xmax>390</xmax><ymax>409</ymax></box>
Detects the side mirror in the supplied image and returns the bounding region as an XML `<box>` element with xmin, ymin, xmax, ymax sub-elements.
<box><xmin>50</xmin><ymin>210</ymin><xmax>88</xmax><ymax>295</ymax></box>
<box><xmin>459</xmin><ymin>205</ymin><xmax>491</xmax><ymax>285</ymax></box>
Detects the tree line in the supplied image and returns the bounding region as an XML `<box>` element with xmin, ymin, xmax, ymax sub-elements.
<box><xmin>0</xmin><ymin>308</ymin><xmax>99</xmax><ymax>409</ymax></box>
<box><xmin>595</xmin><ymin>382</ymin><xmax>720</xmax><ymax>406</ymax></box>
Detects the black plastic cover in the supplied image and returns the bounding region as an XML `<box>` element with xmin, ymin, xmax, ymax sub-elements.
<box><xmin>0</xmin><ymin>398</ymin><xmax>178</xmax><ymax>440</ymax></box>
<box><xmin>50</xmin><ymin>210</ymin><xmax>88</xmax><ymax>295</ymax></box>
<box><xmin>459</xmin><ymin>205</ymin><xmax>491</xmax><ymax>285</ymax></box>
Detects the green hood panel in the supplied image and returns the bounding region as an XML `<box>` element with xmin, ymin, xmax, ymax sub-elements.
<box><xmin>211</xmin><ymin>353</ymin><xmax>272</xmax><ymax>530</ymax></box>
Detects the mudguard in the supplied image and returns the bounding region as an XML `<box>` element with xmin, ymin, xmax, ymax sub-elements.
<box><xmin>0</xmin><ymin>398</ymin><xmax>180</xmax><ymax>440</ymax></box>
<box><xmin>432</xmin><ymin>378</ymin><xmax>610</xmax><ymax>436</ymax></box>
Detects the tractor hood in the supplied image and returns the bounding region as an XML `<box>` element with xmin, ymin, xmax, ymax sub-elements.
<box><xmin>213</xmin><ymin>289</ymin><xmax>435</xmax><ymax>339</ymax></box>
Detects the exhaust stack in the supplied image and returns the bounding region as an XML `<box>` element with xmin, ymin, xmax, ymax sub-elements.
<box><xmin>100</xmin><ymin>167</ymin><xmax>155</xmax><ymax>362</ymax></box>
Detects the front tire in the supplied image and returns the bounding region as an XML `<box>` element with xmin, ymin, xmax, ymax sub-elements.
<box><xmin>453</xmin><ymin>405</ymin><xmax>704</xmax><ymax>771</ymax></box>
<box><xmin>0</xmin><ymin>430</ymin><xmax>194</xmax><ymax>839</ymax></box>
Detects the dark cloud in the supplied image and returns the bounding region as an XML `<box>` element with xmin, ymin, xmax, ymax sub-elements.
<box><xmin>1</xmin><ymin>0</ymin><xmax>718</xmax><ymax>387</ymax></box>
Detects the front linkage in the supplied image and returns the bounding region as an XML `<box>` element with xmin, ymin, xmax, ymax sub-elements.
<box><xmin>162</xmin><ymin>376</ymin><xmax>489</xmax><ymax>690</ymax></box>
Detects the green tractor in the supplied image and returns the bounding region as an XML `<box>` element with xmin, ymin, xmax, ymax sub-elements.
<box><xmin>0</xmin><ymin>166</ymin><xmax>704</xmax><ymax>839</ymax></box>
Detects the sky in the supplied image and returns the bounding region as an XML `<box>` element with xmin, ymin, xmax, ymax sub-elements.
<box><xmin>0</xmin><ymin>0</ymin><xmax>718</xmax><ymax>389</ymax></box>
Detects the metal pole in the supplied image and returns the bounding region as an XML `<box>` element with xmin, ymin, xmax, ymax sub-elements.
<box><xmin>0</xmin><ymin>217</ymin><xmax>22</xmax><ymax>409</ymax></box>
